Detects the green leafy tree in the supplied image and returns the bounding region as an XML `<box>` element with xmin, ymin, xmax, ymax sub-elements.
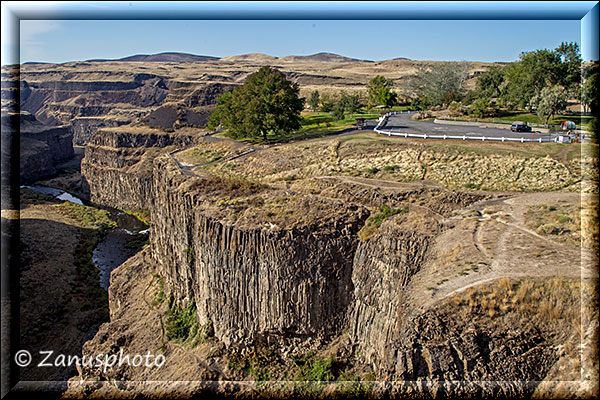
<box><xmin>308</xmin><ymin>90</ymin><xmax>320</xmax><ymax>111</ymax></box>
<box><xmin>411</xmin><ymin>96</ymin><xmax>429</xmax><ymax>111</ymax></box>
<box><xmin>320</xmin><ymin>93</ymin><xmax>335</xmax><ymax>112</ymax></box>
<box><xmin>340</xmin><ymin>91</ymin><xmax>362</xmax><ymax>114</ymax></box>
<box><xmin>470</xmin><ymin>98</ymin><xmax>491</xmax><ymax>119</ymax></box>
<box><xmin>332</xmin><ymin>102</ymin><xmax>346</xmax><ymax>121</ymax></box>
<box><xmin>582</xmin><ymin>64</ymin><xmax>598</xmax><ymax>141</ymax></box>
<box><xmin>208</xmin><ymin>66</ymin><xmax>304</xmax><ymax>141</ymax></box>
<box><xmin>410</xmin><ymin>62</ymin><xmax>471</xmax><ymax>107</ymax></box>
<box><xmin>532</xmin><ymin>85</ymin><xmax>568</xmax><ymax>126</ymax></box>
<box><xmin>501</xmin><ymin>43</ymin><xmax>580</xmax><ymax>110</ymax></box>
<box><xmin>554</xmin><ymin>41</ymin><xmax>582</xmax><ymax>93</ymax></box>
<box><xmin>582</xmin><ymin>66</ymin><xmax>598</xmax><ymax>114</ymax></box>
<box><xmin>367</xmin><ymin>75</ymin><xmax>397</xmax><ymax>108</ymax></box>
<box><xmin>476</xmin><ymin>65</ymin><xmax>505</xmax><ymax>99</ymax></box>
<box><xmin>502</xmin><ymin>49</ymin><xmax>561</xmax><ymax>109</ymax></box>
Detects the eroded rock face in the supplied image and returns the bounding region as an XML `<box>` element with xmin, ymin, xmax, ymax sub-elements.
<box><xmin>11</xmin><ymin>67</ymin><xmax>236</xmax><ymax>144</ymax></box>
<box><xmin>69</xmin><ymin>127</ymin><xmax>592</xmax><ymax>397</ymax></box>
<box><xmin>81</xmin><ymin>127</ymin><xmax>199</xmax><ymax>210</ymax></box>
<box><xmin>349</xmin><ymin>221</ymin><xmax>437</xmax><ymax>366</ymax></box>
<box><xmin>1</xmin><ymin>112</ymin><xmax>74</xmax><ymax>184</ymax></box>
<box><xmin>150</xmin><ymin>156</ymin><xmax>370</xmax><ymax>345</ymax></box>
<box><xmin>376</xmin><ymin>303</ymin><xmax>569</xmax><ymax>388</ymax></box>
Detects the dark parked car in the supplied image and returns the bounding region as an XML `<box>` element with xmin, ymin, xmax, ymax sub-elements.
<box><xmin>511</xmin><ymin>122</ymin><xmax>532</xmax><ymax>132</ymax></box>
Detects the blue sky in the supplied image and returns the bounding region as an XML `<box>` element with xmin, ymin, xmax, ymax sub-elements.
<box><xmin>18</xmin><ymin>19</ymin><xmax>583</xmax><ymax>64</ymax></box>
<box><xmin>3</xmin><ymin>2</ymin><xmax>598</xmax><ymax>65</ymax></box>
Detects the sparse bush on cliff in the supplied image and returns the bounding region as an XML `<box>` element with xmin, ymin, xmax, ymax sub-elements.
<box><xmin>151</xmin><ymin>274</ymin><xmax>166</xmax><ymax>307</ymax></box>
<box><xmin>165</xmin><ymin>299</ymin><xmax>200</xmax><ymax>344</ymax></box>
<box><xmin>291</xmin><ymin>353</ymin><xmax>338</xmax><ymax>381</ymax></box>
<box><xmin>165</xmin><ymin>298</ymin><xmax>214</xmax><ymax>346</ymax></box>
<box><xmin>358</xmin><ymin>204</ymin><xmax>409</xmax><ymax>241</ymax></box>
<box><xmin>227</xmin><ymin>347</ymin><xmax>281</xmax><ymax>381</ymax></box>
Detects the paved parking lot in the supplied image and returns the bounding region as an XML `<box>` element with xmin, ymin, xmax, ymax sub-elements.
<box><xmin>380</xmin><ymin>112</ymin><xmax>550</xmax><ymax>140</ymax></box>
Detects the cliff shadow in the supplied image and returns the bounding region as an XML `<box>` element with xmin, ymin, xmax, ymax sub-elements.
<box><xmin>18</xmin><ymin>217</ymin><xmax>109</xmax><ymax>383</ymax></box>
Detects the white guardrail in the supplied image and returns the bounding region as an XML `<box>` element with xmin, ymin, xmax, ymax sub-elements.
<box><xmin>374</xmin><ymin>112</ymin><xmax>555</xmax><ymax>143</ymax></box>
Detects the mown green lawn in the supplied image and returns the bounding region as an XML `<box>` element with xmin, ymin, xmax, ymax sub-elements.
<box><xmin>477</xmin><ymin>112</ymin><xmax>592</xmax><ymax>129</ymax></box>
<box><xmin>299</xmin><ymin>111</ymin><xmax>377</xmax><ymax>135</ymax></box>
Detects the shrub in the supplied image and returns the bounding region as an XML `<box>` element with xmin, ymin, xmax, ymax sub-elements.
<box><xmin>290</xmin><ymin>353</ymin><xmax>337</xmax><ymax>381</ymax></box>
<box><xmin>358</xmin><ymin>204</ymin><xmax>409</xmax><ymax>241</ymax></box>
<box><xmin>362</xmin><ymin>167</ymin><xmax>380</xmax><ymax>175</ymax></box>
<box><xmin>228</xmin><ymin>347</ymin><xmax>280</xmax><ymax>381</ymax></box>
<box><xmin>165</xmin><ymin>299</ymin><xmax>202</xmax><ymax>344</ymax></box>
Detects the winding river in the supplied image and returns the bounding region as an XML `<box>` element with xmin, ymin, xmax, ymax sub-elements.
<box><xmin>24</xmin><ymin>185</ymin><xmax>148</xmax><ymax>290</ymax></box>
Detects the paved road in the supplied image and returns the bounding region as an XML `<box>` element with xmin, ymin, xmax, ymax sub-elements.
<box><xmin>380</xmin><ymin>112</ymin><xmax>551</xmax><ymax>140</ymax></box>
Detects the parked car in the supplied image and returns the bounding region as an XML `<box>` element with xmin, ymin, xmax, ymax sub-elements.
<box><xmin>511</xmin><ymin>122</ymin><xmax>532</xmax><ymax>132</ymax></box>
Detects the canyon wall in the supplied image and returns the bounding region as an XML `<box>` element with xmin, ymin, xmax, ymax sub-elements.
<box><xmin>81</xmin><ymin>127</ymin><xmax>199</xmax><ymax>210</ymax></box>
<box><xmin>151</xmin><ymin>156</ymin><xmax>370</xmax><ymax>346</ymax></box>
<box><xmin>68</xmin><ymin>138</ymin><xmax>592</xmax><ymax>397</ymax></box>
<box><xmin>10</xmin><ymin>67</ymin><xmax>235</xmax><ymax>144</ymax></box>
<box><xmin>1</xmin><ymin>112</ymin><xmax>74</xmax><ymax>184</ymax></box>
<box><xmin>349</xmin><ymin>221</ymin><xmax>436</xmax><ymax>367</ymax></box>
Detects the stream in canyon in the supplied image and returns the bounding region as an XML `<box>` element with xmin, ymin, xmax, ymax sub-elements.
<box><xmin>24</xmin><ymin>184</ymin><xmax>148</xmax><ymax>290</ymax></box>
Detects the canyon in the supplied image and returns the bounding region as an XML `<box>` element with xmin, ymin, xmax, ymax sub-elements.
<box><xmin>1</xmin><ymin>54</ymin><xmax>598</xmax><ymax>399</ymax></box>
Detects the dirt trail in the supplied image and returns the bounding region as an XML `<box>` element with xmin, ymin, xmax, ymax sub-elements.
<box><xmin>409</xmin><ymin>191</ymin><xmax>590</xmax><ymax>310</ymax></box>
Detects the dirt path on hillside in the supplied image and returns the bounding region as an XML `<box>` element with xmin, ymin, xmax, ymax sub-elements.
<box><xmin>405</xmin><ymin>191</ymin><xmax>594</xmax><ymax>311</ymax></box>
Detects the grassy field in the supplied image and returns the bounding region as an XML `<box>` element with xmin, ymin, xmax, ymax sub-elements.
<box><xmin>299</xmin><ymin>111</ymin><xmax>377</xmax><ymax>135</ymax></box>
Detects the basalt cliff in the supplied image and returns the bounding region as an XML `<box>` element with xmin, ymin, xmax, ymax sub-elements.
<box><xmin>65</xmin><ymin>131</ymin><xmax>598</xmax><ymax>399</ymax></box>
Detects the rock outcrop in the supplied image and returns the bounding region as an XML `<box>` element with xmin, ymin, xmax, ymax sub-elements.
<box><xmin>151</xmin><ymin>155</ymin><xmax>370</xmax><ymax>345</ymax></box>
<box><xmin>349</xmin><ymin>217</ymin><xmax>438</xmax><ymax>367</ymax></box>
<box><xmin>1</xmin><ymin>111</ymin><xmax>74</xmax><ymax>184</ymax></box>
<box><xmin>64</xmin><ymin>132</ymin><xmax>597</xmax><ymax>398</ymax></box>
<box><xmin>81</xmin><ymin>126</ymin><xmax>200</xmax><ymax>210</ymax></box>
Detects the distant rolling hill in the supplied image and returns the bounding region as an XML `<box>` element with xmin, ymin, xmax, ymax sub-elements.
<box><xmin>75</xmin><ymin>51</ymin><xmax>380</xmax><ymax>64</ymax></box>
<box><xmin>220</xmin><ymin>53</ymin><xmax>279</xmax><ymax>63</ymax></box>
<box><xmin>279</xmin><ymin>52</ymin><xmax>372</xmax><ymax>63</ymax></box>
<box><xmin>87</xmin><ymin>52</ymin><xmax>220</xmax><ymax>62</ymax></box>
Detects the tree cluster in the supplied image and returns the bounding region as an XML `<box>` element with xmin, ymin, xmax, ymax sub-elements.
<box><xmin>409</xmin><ymin>62</ymin><xmax>471</xmax><ymax>108</ymax></box>
<box><xmin>472</xmin><ymin>41</ymin><xmax>584</xmax><ymax>124</ymax></box>
<box><xmin>308</xmin><ymin>90</ymin><xmax>365</xmax><ymax>120</ymax></box>
<box><xmin>408</xmin><ymin>42</ymin><xmax>589</xmax><ymax>128</ymax></box>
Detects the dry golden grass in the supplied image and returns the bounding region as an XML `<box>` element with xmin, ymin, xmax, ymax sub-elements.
<box><xmin>525</xmin><ymin>203</ymin><xmax>583</xmax><ymax>246</ymax></box>
<box><xmin>580</xmin><ymin>198</ymin><xmax>599</xmax><ymax>250</ymax></box>
<box><xmin>455</xmin><ymin>277</ymin><xmax>580</xmax><ymax>324</ymax></box>
<box><xmin>213</xmin><ymin>134</ymin><xmax>592</xmax><ymax>194</ymax></box>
